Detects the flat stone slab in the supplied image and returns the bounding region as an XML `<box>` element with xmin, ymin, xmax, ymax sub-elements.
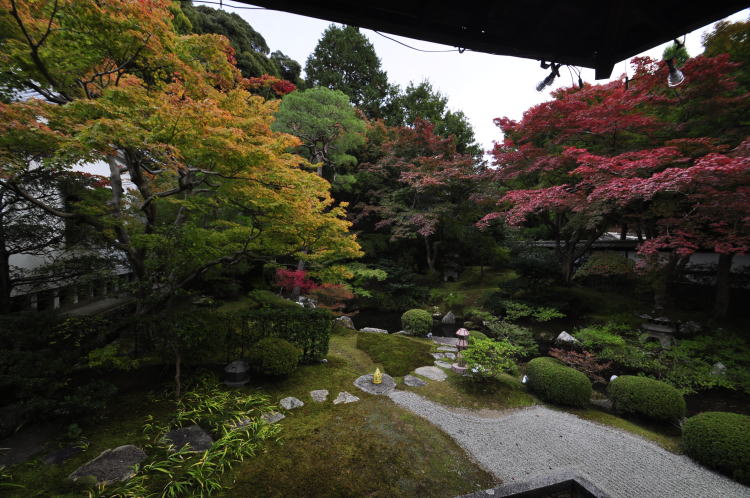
<box><xmin>431</xmin><ymin>352</ymin><xmax>446</xmax><ymax>359</ymax></box>
<box><xmin>444</xmin><ymin>352</ymin><xmax>456</xmax><ymax>360</ymax></box>
<box><xmin>69</xmin><ymin>445</ymin><xmax>147</xmax><ymax>484</ymax></box>
<box><xmin>414</xmin><ymin>366</ymin><xmax>447</xmax><ymax>381</ymax></box>
<box><xmin>434</xmin><ymin>360</ymin><xmax>452</xmax><ymax>369</ymax></box>
<box><xmin>359</xmin><ymin>327</ymin><xmax>388</xmax><ymax>334</ymax></box>
<box><xmin>280</xmin><ymin>396</ymin><xmax>304</xmax><ymax>410</ymax></box>
<box><xmin>164</xmin><ymin>425</ymin><xmax>213</xmax><ymax>452</ymax></box>
<box><xmin>333</xmin><ymin>391</ymin><xmax>360</xmax><ymax>404</ymax></box>
<box><xmin>310</xmin><ymin>389</ymin><xmax>329</xmax><ymax>402</ymax></box>
<box><xmin>262</xmin><ymin>412</ymin><xmax>286</xmax><ymax>424</ymax></box>
<box><xmin>354</xmin><ymin>374</ymin><xmax>396</xmax><ymax>395</ymax></box>
<box><xmin>403</xmin><ymin>374</ymin><xmax>427</xmax><ymax>387</ymax></box>
<box><xmin>437</xmin><ymin>345</ymin><xmax>458</xmax><ymax>352</ymax></box>
<box><xmin>433</xmin><ymin>336</ymin><xmax>459</xmax><ymax>346</ymax></box>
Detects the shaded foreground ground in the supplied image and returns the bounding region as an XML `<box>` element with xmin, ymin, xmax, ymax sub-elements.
<box><xmin>389</xmin><ymin>391</ymin><xmax>750</xmax><ymax>498</ymax></box>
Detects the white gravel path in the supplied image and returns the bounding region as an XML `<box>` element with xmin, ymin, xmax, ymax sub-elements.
<box><xmin>388</xmin><ymin>390</ymin><xmax>750</xmax><ymax>498</ymax></box>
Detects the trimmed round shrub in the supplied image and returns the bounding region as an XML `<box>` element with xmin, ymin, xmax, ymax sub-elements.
<box><xmin>248</xmin><ymin>338</ymin><xmax>301</xmax><ymax>376</ymax></box>
<box><xmin>607</xmin><ymin>375</ymin><xmax>685</xmax><ymax>422</ymax></box>
<box><xmin>401</xmin><ymin>309</ymin><xmax>433</xmax><ymax>336</ymax></box>
<box><xmin>526</xmin><ymin>357</ymin><xmax>592</xmax><ymax>407</ymax></box>
<box><xmin>682</xmin><ymin>411</ymin><xmax>750</xmax><ymax>484</ymax></box>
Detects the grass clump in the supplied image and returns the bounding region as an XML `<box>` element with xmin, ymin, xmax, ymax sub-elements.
<box><xmin>526</xmin><ymin>357</ymin><xmax>592</xmax><ymax>408</ymax></box>
<box><xmin>356</xmin><ymin>333</ymin><xmax>434</xmax><ymax>376</ymax></box>
<box><xmin>682</xmin><ymin>411</ymin><xmax>750</xmax><ymax>484</ymax></box>
<box><xmin>607</xmin><ymin>375</ymin><xmax>685</xmax><ymax>422</ymax></box>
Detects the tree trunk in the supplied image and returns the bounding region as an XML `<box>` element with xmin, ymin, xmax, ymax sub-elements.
<box><xmin>714</xmin><ymin>253</ymin><xmax>733</xmax><ymax>319</ymax></box>
<box><xmin>620</xmin><ymin>224</ymin><xmax>628</xmax><ymax>241</ymax></box>
<box><xmin>0</xmin><ymin>251</ymin><xmax>11</xmax><ymax>314</ymax></box>
<box><xmin>424</xmin><ymin>236</ymin><xmax>439</xmax><ymax>274</ymax></box>
<box><xmin>174</xmin><ymin>349</ymin><xmax>182</xmax><ymax>399</ymax></box>
<box><xmin>292</xmin><ymin>258</ymin><xmax>305</xmax><ymax>300</ymax></box>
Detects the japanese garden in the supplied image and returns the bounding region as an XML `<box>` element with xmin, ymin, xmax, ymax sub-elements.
<box><xmin>0</xmin><ymin>1</ymin><xmax>749</xmax><ymax>497</ymax></box>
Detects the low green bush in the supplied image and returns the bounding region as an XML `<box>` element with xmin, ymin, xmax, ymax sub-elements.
<box><xmin>607</xmin><ymin>375</ymin><xmax>685</xmax><ymax>421</ymax></box>
<box><xmin>401</xmin><ymin>309</ymin><xmax>433</xmax><ymax>336</ymax></box>
<box><xmin>247</xmin><ymin>338</ymin><xmax>301</xmax><ymax>377</ymax></box>
<box><xmin>682</xmin><ymin>411</ymin><xmax>750</xmax><ymax>485</ymax></box>
<box><xmin>485</xmin><ymin>320</ymin><xmax>539</xmax><ymax>357</ymax></box>
<box><xmin>463</xmin><ymin>339</ymin><xmax>521</xmax><ymax>381</ymax></box>
<box><xmin>576</xmin><ymin>326</ymin><xmax>627</xmax><ymax>350</ymax></box>
<box><xmin>526</xmin><ymin>357</ymin><xmax>592</xmax><ymax>407</ymax></box>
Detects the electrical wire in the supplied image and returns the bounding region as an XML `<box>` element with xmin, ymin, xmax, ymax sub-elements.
<box><xmin>178</xmin><ymin>0</ymin><xmax>266</xmax><ymax>10</ymax></box>
<box><xmin>372</xmin><ymin>30</ymin><xmax>464</xmax><ymax>53</ymax></box>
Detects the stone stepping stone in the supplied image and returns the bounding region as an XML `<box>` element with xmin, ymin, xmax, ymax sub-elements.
<box><xmin>432</xmin><ymin>337</ymin><xmax>458</xmax><ymax>346</ymax></box>
<box><xmin>43</xmin><ymin>445</ymin><xmax>82</xmax><ymax>465</ymax></box>
<box><xmin>280</xmin><ymin>396</ymin><xmax>304</xmax><ymax>410</ymax></box>
<box><xmin>403</xmin><ymin>375</ymin><xmax>427</xmax><ymax>387</ymax></box>
<box><xmin>164</xmin><ymin>425</ymin><xmax>213</xmax><ymax>453</ymax></box>
<box><xmin>444</xmin><ymin>352</ymin><xmax>456</xmax><ymax>360</ymax></box>
<box><xmin>68</xmin><ymin>445</ymin><xmax>147</xmax><ymax>485</ymax></box>
<box><xmin>414</xmin><ymin>366</ymin><xmax>447</xmax><ymax>381</ymax></box>
<box><xmin>437</xmin><ymin>345</ymin><xmax>458</xmax><ymax>353</ymax></box>
<box><xmin>354</xmin><ymin>373</ymin><xmax>396</xmax><ymax>395</ymax></box>
<box><xmin>434</xmin><ymin>360</ymin><xmax>452</xmax><ymax>369</ymax></box>
<box><xmin>333</xmin><ymin>391</ymin><xmax>360</xmax><ymax>404</ymax></box>
<box><xmin>431</xmin><ymin>352</ymin><xmax>446</xmax><ymax>359</ymax></box>
<box><xmin>310</xmin><ymin>389</ymin><xmax>329</xmax><ymax>402</ymax></box>
<box><xmin>262</xmin><ymin>412</ymin><xmax>286</xmax><ymax>424</ymax></box>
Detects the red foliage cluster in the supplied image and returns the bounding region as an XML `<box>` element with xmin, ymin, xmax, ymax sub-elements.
<box><xmin>309</xmin><ymin>283</ymin><xmax>354</xmax><ymax>313</ymax></box>
<box><xmin>244</xmin><ymin>74</ymin><xmax>296</xmax><ymax>97</ymax></box>
<box><xmin>274</xmin><ymin>268</ymin><xmax>317</xmax><ymax>293</ymax></box>
<box><xmin>548</xmin><ymin>348</ymin><xmax>613</xmax><ymax>384</ymax></box>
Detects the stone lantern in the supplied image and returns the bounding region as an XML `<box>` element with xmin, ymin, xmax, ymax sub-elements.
<box><xmin>455</xmin><ymin>328</ymin><xmax>469</xmax><ymax>351</ymax></box>
<box><xmin>224</xmin><ymin>360</ymin><xmax>249</xmax><ymax>387</ymax></box>
<box><xmin>452</xmin><ymin>328</ymin><xmax>470</xmax><ymax>375</ymax></box>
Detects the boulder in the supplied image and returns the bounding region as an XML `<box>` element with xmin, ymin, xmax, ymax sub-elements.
<box><xmin>359</xmin><ymin>327</ymin><xmax>388</xmax><ymax>334</ymax></box>
<box><xmin>413</xmin><ymin>366</ymin><xmax>447</xmax><ymax>381</ymax></box>
<box><xmin>280</xmin><ymin>397</ymin><xmax>304</xmax><ymax>410</ymax></box>
<box><xmin>68</xmin><ymin>445</ymin><xmax>147</xmax><ymax>484</ymax></box>
<box><xmin>679</xmin><ymin>321</ymin><xmax>702</xmax><ymax>336</ymax></box>
<box><xmin>164</xmin><ymin>425</ymin><xmax>213</xmax><ymax>452</ymax></box>
<box><xmin>335</xmin><ymin>316</ymin><xmax>355</xmax><ymax>329</ymax></box>
<box><xmin>403</xmin><ymin>375</ymin><xmax>427</xmax><ymax>387</ymax></box>
<box><xmin>333</xmin><ymin>391</ymin><xmax>360</xmax><ymax>405</ymax></box>
<box><xmin>353</xmin><ymin>374</ymin><xmax>396</xmax><ymax>395</ymax></box>
<box><xmin>310</xmin><ymin>390</ymin><xmax>329</xmax><ymax>402</ymax></box>
<box><xmin>441</xmin><ymin>311</ymin><xmax>456</xmax><ymax>325</ymax></box>
<box><xmin>711</xmin><ymin>362</ymin><xmax>727</xmax><ymax>376</ymax></box>
<box><xmin>555</xmin><ymin>331</ymin><xmax>580</xmax><ymax>345</ymax></box>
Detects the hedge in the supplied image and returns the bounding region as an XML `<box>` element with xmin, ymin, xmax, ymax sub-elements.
<box><xmin>401</xmin><ymin>309</ymin><xmax>433</xmax><ymax>336</ymax></box>
<box><xmin>526</xmin><ymin>357</ymin><xmax>592</xmax><ymax>407</ymax></box>
<box><xmin>228</xmin><ymin>307</ymin><xmax>332</xmax><ymax>363</ymax></box>
<box><xmin>607</xmin><ymin>375</ymin><xmax>685</xmax><ymax>422</ymax></box>
<box><xmin>682</xmin><ymin>411</ymin><xmax>750</xmax><ymax>484</ymax></box>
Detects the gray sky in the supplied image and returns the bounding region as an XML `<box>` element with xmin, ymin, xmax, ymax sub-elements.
<box><xmin>209</xmin><ymin>3</ymin><xmax>747</xmax><ymax>156</ymax></box>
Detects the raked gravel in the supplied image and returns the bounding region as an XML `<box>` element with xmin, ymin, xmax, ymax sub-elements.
<box><xmin>387</xmin><ymin>390</ymin><xmax>750</xmax><ymax>498</ymax></box>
